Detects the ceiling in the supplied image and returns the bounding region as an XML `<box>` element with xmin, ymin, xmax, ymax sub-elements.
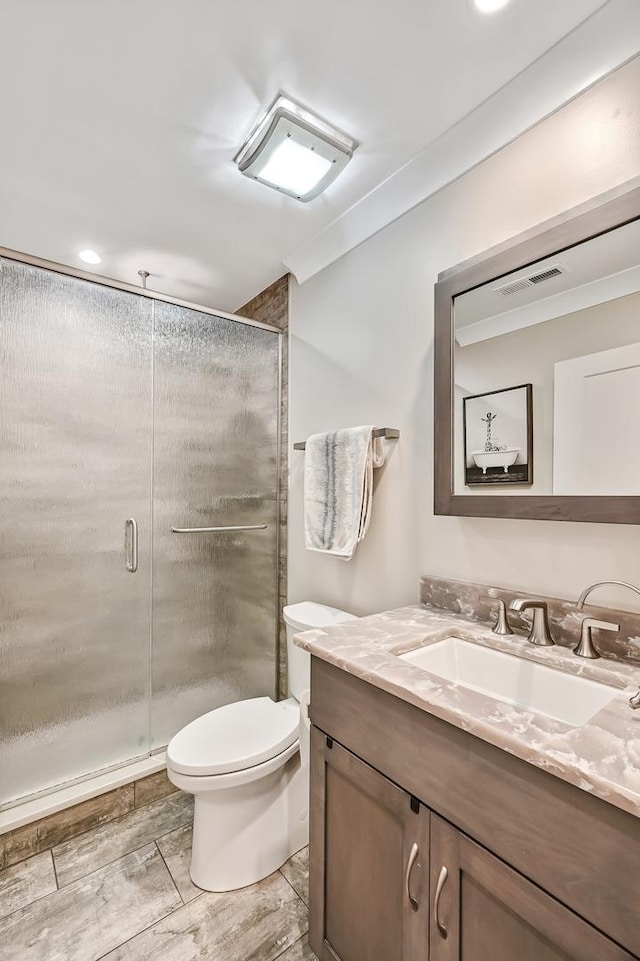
<box><xmin>0</xmin><ymin>0</ymin><xmax>634</xmax><ymax>311</ymax></box>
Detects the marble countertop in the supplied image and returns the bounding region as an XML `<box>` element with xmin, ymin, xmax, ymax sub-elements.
<box><xmin>295</xmin><ymin>605</ymin><xmax>640</xmax><ymax>819</ymax></box>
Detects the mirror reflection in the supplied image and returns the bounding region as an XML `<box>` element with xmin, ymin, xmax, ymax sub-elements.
<box><xmin>453</xmin><ymin>219</ymin><xmax>640</xmax><ymax>496</ymax></box>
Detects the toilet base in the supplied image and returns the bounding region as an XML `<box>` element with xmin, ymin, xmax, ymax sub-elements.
<box><xmin>189</xmin><ymin>751</ymin><xmax>309</xmax><ymax>892</ymax></box>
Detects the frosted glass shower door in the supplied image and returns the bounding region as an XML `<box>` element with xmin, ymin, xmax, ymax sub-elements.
<box><xmin>151</xmin><ymin>302</ymin><xmax>280</xmax><ymax>747</ymax></box>
<box><xmin>0</xmin><ymin>259</ymin><xmax>152</xmax><ymax>805</ymax></box>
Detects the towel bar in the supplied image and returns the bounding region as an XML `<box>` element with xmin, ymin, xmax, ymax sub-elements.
<box><xmin>293</xmin><ymin>428</ymin><xmax>399</xmax><ymax>450</ymax></box>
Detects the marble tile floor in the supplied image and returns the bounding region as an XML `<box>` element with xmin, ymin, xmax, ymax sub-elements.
<box><xmin>0</xmin><ymin>791</ymin><xmax>314</xmax><ymax>961</ymax></box>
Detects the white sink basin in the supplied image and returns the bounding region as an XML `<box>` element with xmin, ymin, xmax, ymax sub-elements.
<box><xmin>400</xmin><ymin>636</ymin><xmax>618</xmax><ymax>726</ymax></box>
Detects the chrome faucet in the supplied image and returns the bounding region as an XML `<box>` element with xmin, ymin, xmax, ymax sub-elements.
<box><xmin>576</xmin><ymin>580</ymin><xmax>640</xmax><ymax>709</ymax></box>
<box><xmin>576</xmin><ymin>580</ymin><xmax>640</xmax><ymax>609</ymax></box>
<box><xmin>509</xmin><ymin>598</ymin><xmax>555</xmax><ymax>647</ymax></box>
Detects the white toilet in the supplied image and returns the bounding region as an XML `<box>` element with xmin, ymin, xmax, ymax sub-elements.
<box><xmin>166</xmin><ymin>601</ymin><xmax>356</xmax><ymax>892</ymax></box>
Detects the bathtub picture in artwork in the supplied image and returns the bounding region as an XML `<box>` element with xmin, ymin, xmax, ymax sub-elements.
<box><xmin>463</xmin><ymin>383</ymin><xmax>533</xmax><ymax>485</ymax></box>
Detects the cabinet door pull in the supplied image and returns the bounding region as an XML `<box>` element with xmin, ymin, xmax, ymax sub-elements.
<box><xmin>434</xmin><ymin>865</ymin><xmax>449</xmax><ymax>939</ymax></box>
<box><xmin>405</xmin><ymin>842</ymin><xmax>420</xmax><ymax>911</ymax></box>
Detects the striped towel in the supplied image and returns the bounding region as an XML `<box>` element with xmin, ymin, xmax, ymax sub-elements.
<box><xmin>304</xmin><ymin>426</ymin><xmax>386</xmax><ymax>559</ymax></box>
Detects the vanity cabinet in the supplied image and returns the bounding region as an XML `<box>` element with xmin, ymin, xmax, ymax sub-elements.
<box><xmin>310</xmin><ymin>728</ymin><xmax>429</xmax><ymax>961</ymax></box>
<box><xmin>309</xmin><ymin>658</ymin><xmax>640</xmax><ymax>961</ymax></box>
<box><xmin>429</xmin><ymin>815</ymin><xmax>634</xmax><ymax>961</ymax></box>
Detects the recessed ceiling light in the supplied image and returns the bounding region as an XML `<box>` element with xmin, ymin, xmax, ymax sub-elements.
<box><xmin>472</xmin><ymin>0</ymin><xmax>512</xmax><ymax>12</ymax></box>
<box><xmin>235</xmin><ymin>94</ymin><xmax>357</xmax><ymax>202</ymax></box>
<box><xmin>78</xmin><ymin>249</ymin><xmax>101</xmax><ymax>265</ymax></box>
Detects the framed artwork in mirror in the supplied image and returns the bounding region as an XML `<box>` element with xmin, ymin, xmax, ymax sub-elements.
<box><xmin>463</xmin><ymin>384</ymin><xmax>532</xmax><ymax>486</ymax></box>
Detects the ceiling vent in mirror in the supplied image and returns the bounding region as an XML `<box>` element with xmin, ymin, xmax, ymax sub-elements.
<box><xmin>494</xmin><ymin>278</ymin><xmax>532</xmax><ymax>297</ymax></box>
<box><xmin>493</xmin><ymin>263</ymin><xmax>567</xmax><ymax>297</ymax></box>
<box><xmin>529</xmin><ymin>266</ymin><xmax>563</xmax><ymax>284</ymax></box>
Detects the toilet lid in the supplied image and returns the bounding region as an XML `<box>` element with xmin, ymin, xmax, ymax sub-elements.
<box><xmin>167</xmin><ymin>697</ymin><xmax>299</xmax><ymax>776</ymax></box>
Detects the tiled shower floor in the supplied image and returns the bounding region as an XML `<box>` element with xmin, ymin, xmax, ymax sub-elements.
<box><xmin>0</xmin><ymin>792</ymin><xmax>314</xmax><ymax>961</ymax></box>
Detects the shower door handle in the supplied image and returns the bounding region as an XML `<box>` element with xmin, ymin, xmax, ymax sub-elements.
<box><xmin>124</xmin><ymin>518</ymin><xmax>138</xmax><ymax>573</ymax></box>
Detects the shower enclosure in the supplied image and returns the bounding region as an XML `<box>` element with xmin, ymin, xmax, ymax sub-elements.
<box><xmin>0</xmin><ymin>254</ymin><xmax>281</xmax><ymax>809</ymax></box>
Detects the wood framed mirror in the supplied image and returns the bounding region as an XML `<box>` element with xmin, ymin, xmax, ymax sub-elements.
<box><xmin>434</xmin><ymin>179</ymin><xmax>640</xmax><ymax>524</ymax></box>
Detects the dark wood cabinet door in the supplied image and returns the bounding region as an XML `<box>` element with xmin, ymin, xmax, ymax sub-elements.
<box><xmin>430</xmin><ymin>815</ymin><xmax>636</xmax><ymax>961</ymax></box>
<box><xmin>309</xmin><ymin>726</ymin><xmax>430</xmax><ymax>961</ymax></box>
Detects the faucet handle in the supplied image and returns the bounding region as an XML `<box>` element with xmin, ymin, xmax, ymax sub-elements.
<box><xmin>574</xmin><ymin>617</ymin><xmax>620</xmax><ymax>660</ymax></box>
<box><xmin>630</xmin><ymin>690</ymin><xmax>640</xmax><ymax>710</ymax></box>
<box><xmin>486</xmin><ymin>596</ymin><xmax>513</xmax><ymax>636</ymax></box>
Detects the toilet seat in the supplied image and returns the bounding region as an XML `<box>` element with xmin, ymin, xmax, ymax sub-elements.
<box><xmin>167</xmin><ymin>738</ymin><xmax>300</xmax><ymax>793</ymax></box>
<box><xmin>167</xmin><ymin>696</ymin><xmax>299</xmax><ymax>777</ymax></box>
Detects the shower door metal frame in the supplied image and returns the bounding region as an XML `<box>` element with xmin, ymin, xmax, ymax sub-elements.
<box><xmin>0</xmin><ymin>244</ymin><xmax>284</xmax><ymax>795</ymax></box>
<box><xmin>0</xmin><ymin>245</ymin><xmax>282</xmax><ymax>335</ymax></box>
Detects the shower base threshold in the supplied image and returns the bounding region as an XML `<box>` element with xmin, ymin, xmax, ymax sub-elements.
<box><xmin>0</xmin><ymin>752</ymin><xmax>167</xmax><ymax>836</ymax></box>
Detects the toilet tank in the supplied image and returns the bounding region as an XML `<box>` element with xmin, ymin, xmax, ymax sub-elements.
<box><xmin>283</xmin><ymin>602</ymin><xmax>357</xmax><ymax>700</ymax></box>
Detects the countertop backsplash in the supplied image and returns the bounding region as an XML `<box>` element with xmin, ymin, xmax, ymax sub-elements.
<box><xmin>420</xmin><ymin>574</ymin><xmax>640</xmax><ymax>665</ymax></box>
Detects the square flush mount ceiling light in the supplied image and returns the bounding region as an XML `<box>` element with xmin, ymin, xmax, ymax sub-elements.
<box><xmin>234</xmin><ymin>95</ymin><xmax>357</xmax><ymax>202</ymax></box>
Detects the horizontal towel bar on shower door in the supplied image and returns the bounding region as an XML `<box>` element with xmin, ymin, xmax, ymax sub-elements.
<box><xmin>170</xmin><ymin>525</ymin><xmax>268</xmax><ymax>534</ymax></box>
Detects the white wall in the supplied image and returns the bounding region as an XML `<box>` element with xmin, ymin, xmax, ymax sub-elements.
<box><xmin>288</xmin><ymin>57</ymin><xmax>640</xmax><ymax>618</ymax></box>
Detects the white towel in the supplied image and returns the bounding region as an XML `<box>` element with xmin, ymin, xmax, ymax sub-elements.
<box><xmin>304</xmin><ymin>426</ymin><xmax>386</xmax><ymax>559</ymax></box>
